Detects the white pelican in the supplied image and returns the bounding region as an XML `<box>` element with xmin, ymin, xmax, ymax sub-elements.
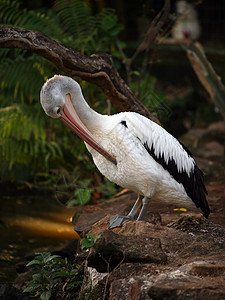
<box><xmin>40</xmin><ymin>75</ymin><xmax>210</xmax><ymax>229</ymax></box>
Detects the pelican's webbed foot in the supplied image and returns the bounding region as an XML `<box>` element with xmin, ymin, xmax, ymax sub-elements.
<box><xmin>108</xmin><ymin>214</ymin><xmax>133</xmax><ymax>229</ymax></box>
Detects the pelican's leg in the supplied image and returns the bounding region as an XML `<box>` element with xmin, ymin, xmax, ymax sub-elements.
<box><xmin>137</xmin><ymin>196</ymin><xmax>151</xmax><ymax>220</ymax></box>
<box><xmin>127</xmin><ymin>195</ymin><xmax>143</xmax><ymax>219</ymax></box>
<box><xmin>108</xmin><ymin>195</ymin><xmax>143</xmax><ymax>229</ymax></box>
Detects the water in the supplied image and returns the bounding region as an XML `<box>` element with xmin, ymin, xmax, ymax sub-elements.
<box><xmin>0</xmin><ymin>193</ymin><xmax>78</xmax><ymax>283</ymax></box>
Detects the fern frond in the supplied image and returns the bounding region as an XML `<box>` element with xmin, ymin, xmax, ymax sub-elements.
<box><xmin>54</xmin><ymin>0</ymin><xmax>92</xmax><ymax>35</ymax></box>
<box><xmin>53</xmin><ymin>0</ymin><xmax>122</xmax><ymax>54</ymax></box>
<box><xmin>0</xmin><ymin>104</ymin><xmax>64</xmax><ymax>172</ymax></box>
<box><xmin>0</xmin><ymin>0</ymin><xmax>21</xmax><ymax>24</ymax></box>
<box><xmin>0</xmin><ymin>0</ymin><xmax>123</xmax><ymax>182</ymax></box>
<box><xmin>0</xmin><ymin>54</ymin><xmax>57</xmax><ymax>103</ymax></box>
<box><xmin>0</xmin><ymin>0</ymin><xmax>64</xmax><ymax>40</ymax></box>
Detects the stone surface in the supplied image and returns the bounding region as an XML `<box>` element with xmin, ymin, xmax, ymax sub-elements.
<box><xmin>208</xmin><ymin>121</ymin><xmax>225</xmax><ymax>133</ymax></box>
<box><xmin>86</xmin><ymin>267</ymin><xmax>108</xmax><ymax>287</ymax></box>
<box><xmin>87</xmin><ymin>229</ymin><xmax>167</xmax><ymax>272</ymax></box>
<box><xmin>73</xmin><ymin>159</ymin><xmax>225</xmax><ymax>299</ymax></box>
<box><xmin>201</xmin><ymin>141</ymin><xmax>224</xmax><ymax>158</ymax></box>
<box><xmin>0</xmin><ymin>283</ymin><xmax>28</xmax><ymax>300</ymax></box>
<box><xmin>74</xmin><ymin>191</ymin><xmax>134</xmax><ymax>233</ymax></box>
<box><xmin>106</xmin><ymin>259</ymin><xmax>225</xmax><ymax>300</ymax></box>
<box><xmin>147</xmin><ymin>262</ymin><xmax>225</xmax><ymax>300</ymax></box>
<box><xmin>81</xmin><ymin>214</ymin><xmax>225</xmax><ymax>299</ymax></box>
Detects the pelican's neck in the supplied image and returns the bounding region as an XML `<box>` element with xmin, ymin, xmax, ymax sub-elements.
<box><xmin>68</xmin><ymin>81</ymin><xmax>103</xmax><ymax>133</ymax></box>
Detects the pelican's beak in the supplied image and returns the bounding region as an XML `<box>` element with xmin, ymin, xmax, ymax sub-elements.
<box><xmin>59</xmin><ymin>94</ymin><xmax>117</xmax><ymax>165</ymax></box>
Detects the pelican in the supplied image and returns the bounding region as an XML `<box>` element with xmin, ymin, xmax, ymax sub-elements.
<box><xmin>40</xmin><ymin>75</ymin><xmax>210</xmax><ymax>229</ymax></box>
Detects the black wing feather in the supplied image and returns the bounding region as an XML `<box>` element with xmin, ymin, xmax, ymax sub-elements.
<box><xmin>143</xmin><ymin>141</ymin><xmax>210</xmax><ymax>218</ymax></box>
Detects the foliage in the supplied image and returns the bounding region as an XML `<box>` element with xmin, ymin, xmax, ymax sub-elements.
<box><xmin>54</xmin><ymin>168</ymin><xmax>118</xmax><ymax>207</ymax></box>
<box><xmin>96</xmin><ymin>178</ymin><xmax>118</xmax><ymax>202</ymax></box>
<box><xmin>0</xmin><ymin>0</ymin><xmax>167</xmax><ymax>205</ymax></box>
<box><xmin>54</xmin><ymin>0</ymin><xmax>123</xmax><ymax>54</ymax></box>
<box><xmin>130</xmin><ymin>76</ymin><xmax>169</xmax><ymax>122</ymax></box>
<box><xmin>81</xmin><ymin>233</ymin><xmax>102</xmax><ymax>250</ymax></box>
<box><xmin>23</xmin><ymin>252</ymin><xmax>82</xmax><ymax>300</ymax></box>
<box><xmin>0</xmin><ymin>0</ymin><xmax>123</xmax><ymax>185</ymax></box>
<box><xmin>23</xmin><ymin>239</ymin><xmax>101</xmax><ymax>299</ymax></box>
<box><xmin>0</xmin><ymin>103</ymin><xmax>63</xmax><ymax>181</ymax></box>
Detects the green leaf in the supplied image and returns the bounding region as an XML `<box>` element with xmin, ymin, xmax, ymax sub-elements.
<box><xmin>40</xmin><ymin>290</ymin><xmax>52</xmax><ymax>300</ymax></box>
<box><xmin>32</xmin><ymin>273</ymin><xmax>42</xmax><ymax>281</ymax></box>
<box><xmin>86</xmin><ymin>233</ymin><xmax>95</xmax><ymax>238</ymax></box>
<box><xmin>67</xmin><ymin>280</ymin><xmax>82</xmax><ymax>290</ymax></box>
<box><xmin>130</xmin><ymin>70</ymin><xmax>140</xmax><ymax>77</ymax></box>
<box><xmin>23</xmin><ymin>282</ymin><xmax>40</xmax><ymax>293</ymax></box>
<box><xmin>66</xmin><ymin>198</ymin><xmax>78</xmax><ymax>208</ymax></box>
<box><xmin>44</xmin><ymin>254</ymin><xmax>61</xmax><ymax>263</ymax></box>
<box><xmin>26</xmin><ymin>259</ymin><xmax>43</xmax><ymax>267</ymax></box>
<box><xmin>101</xmin><ymin>15</ymin><xmax>117</xmax><ymax>30</ymax></box>
<box><xmin>95</xmin><ymin>234</ymin><xmax>102</xmax><ymax>241</ymax></box>
<box><xmin>70</xmin><ymin>269</ymin><xmax>78</xmax><ymax>276</ymax></box>
<box><xmin>75</xmin><ymin>188</ymin><xmax>91</xmax><ymax>206</ymax></box>
<box><xmin>52</xmin><ymin>271</ymin><xmax>69</xmax><ymax>279</ymax></box>
<box><xmin>81</xmin><ymin>238</ymin><xmax>94</xmax><ymax>249</ymax></box>
<box><xmin>81</xmin><ymin>233</ymin><xmax>102</xmax><ymax>249</ymax></box>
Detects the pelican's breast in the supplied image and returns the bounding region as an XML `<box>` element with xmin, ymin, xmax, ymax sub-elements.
<box><xmin>85</xmin><ymin>115</ymin><xmax>161</xmax><ymax>196</ymax></box>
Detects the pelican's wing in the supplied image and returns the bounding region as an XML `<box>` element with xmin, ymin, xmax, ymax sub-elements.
<box><xmin>123</xmin><ymin>112</ymin><xmax>209</xmax><ymax>218</ymax></box>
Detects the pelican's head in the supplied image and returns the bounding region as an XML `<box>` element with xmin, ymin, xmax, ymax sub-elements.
<box><xmin>40</xmin><ymin>75</ymin><xmax>117</xmax><ymax>165</ymax></box>
<box><xmin>40</xmin><ymin>75</ymin><xmax>81</xmax><ymax>119</ymax></box>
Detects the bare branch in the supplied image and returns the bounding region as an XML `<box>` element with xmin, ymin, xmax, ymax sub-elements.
<box><xmin>121</xmin><ymin>0</ymin><xmax>171</xmax><ymax>89</ymax></box>
<box><xmin>0</xmin><ymin>26</ymin><xmax>160</xmax><ymax>124</ymax></box>
<box><xmin>185</xmin><ymin>42</ymin><xmax>225</xmax><ymax>118</ymax></box>
<box><xmin>131</xmin><ymin>0</ymin><xmax>171</xmax><ymax>64</ymax></box>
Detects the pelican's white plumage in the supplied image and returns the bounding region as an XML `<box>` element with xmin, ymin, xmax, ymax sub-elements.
<box><xmin>40</xmin><ymin>75</ymin><xmax>210</xmax><ymax>228</ymax></box>
<box><xmin>86</xmin><ymin>112</ymin><xmax>191</xmax><ymax>204</ymax></box>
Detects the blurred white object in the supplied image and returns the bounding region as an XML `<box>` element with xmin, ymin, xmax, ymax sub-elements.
<box><xmin>172</xmin><ymin>0</ymin><xmax>201</xmax><ymax>40</ymax></box>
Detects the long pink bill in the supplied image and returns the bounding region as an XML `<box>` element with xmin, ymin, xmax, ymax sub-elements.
<box><xmin>59</xmin><ymin>94</ymin><xmax>117</xmax><ymax>165</ymax></box>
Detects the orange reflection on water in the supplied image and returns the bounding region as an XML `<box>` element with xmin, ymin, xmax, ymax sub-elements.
<box><xmin>7</xmin><ymin>216</ymin><xmax>80</xmax><ymax>240</ymax></box>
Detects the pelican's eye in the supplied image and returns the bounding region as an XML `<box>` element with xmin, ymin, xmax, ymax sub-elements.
<box><xmin>56</xmin><ymin>106</ymin><xmax>62</xmax><ymax>115</ymax></box>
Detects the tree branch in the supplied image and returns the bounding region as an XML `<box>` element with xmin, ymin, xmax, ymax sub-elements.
<box><xmin>185</xmin><ymin>42</ymin><xmax>225</xmax><ymax>118</ymax></box>
<box><xmin>130</xmin><ymin>0</ymin><xmax>171</xmax><ymax>67</ymax></box>
<box><xmin>0</xmin><ymin>26</ymin><xmax>160</xmax><ymax>124</ymax></box>
<box><xmin>122</xmin><ymin>0</ymin><xmax>170</xmax><ymax>89</ymax></box>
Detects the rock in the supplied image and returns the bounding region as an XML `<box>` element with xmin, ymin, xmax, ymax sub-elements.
<box><xmin>49</xmin><ymin>239</ymin><xmax>79</xmax><ymax>261</ymax></box>
<box><xmin>109</xmin><ymin>276</ymin><xmax>149</xmax><ymax>300</ymax></box>
<box><xmin>202</xmin><ymin>141</ymin><xmax>224</xmax><ymax>158</ymax></box>
<box><xmin>0</xmin><ymin>284</ymin><xmax>28</xmax><ymax>300</ymax></box>
<box><xmin>167</xmin><ymin>215</ymin><xmax>225</xmax><ymax>243</ymax></box>
<box><xmin>86</xmin><ymin>267</ymin><xmax>108</xmax><ymax>287</ymax></box>
<box><xmin>107</xmin><ymin>263</ymin><xmax>158</xmax><ymax>299</ymax></box>
<box><xmin>76</xmin><ymin>214</ymin><xmax>225</xmax><ymax>299</ymax></box>
<box><xmin>180</xmin><ymin>128</ymin><xmax>206</xmax><ymax>150</ymax></box>
<box><xmin>89</xmin><ymin>215</ymin><xmax>225</xmax><ymax>263</ymax></box>
<box><xmin>188</xmin><ymin>261</ymin><xmax>225</xmax><ymax>277</ymax></box>
<box><xmin>145</xmin><ymin>211</ymin><xmax>162</xmax><ymax>225</ymax></box>
<box><xmin>15</xmin><ymin>262</ymin><xmax>29</xmax><ymax>274</ymax></box>
<box><xmin>208</xmin><ymin>121</ymin><xmax>225</xmax><ymax>133</ymax></box>
<box><xmin>74</xmin><ymin>191</ymin><xmax>135</xmax><ymax>232</ymax></box>
<box><xmin>87</xmin><ymin>229</ymin><xmax>167</xmax><ymax>272</ymax></box>
<box><xmin>108</xmin><ymin>261</ymin><xmax>225</xmax><ymax>300</ymax></box>
<box><xmin>147</xmin><ymin>261</ymin><xmax>225</xmax><ymax>300</ymax></box>
<box><xmin>77</xmin><ymin>262</ymin><xmax>109</xmax><ymax>300</ymax></box>
<box><xmin>180</xmin><ymin>122</ymin><xmax>225</xmax><ymax>160</ymax></box>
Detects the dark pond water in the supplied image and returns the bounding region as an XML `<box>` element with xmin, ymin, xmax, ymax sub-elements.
<box><xmin>0</xmin><ymin>193</ymin><xmax>78</xmax><ymax>283</ymax></box>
